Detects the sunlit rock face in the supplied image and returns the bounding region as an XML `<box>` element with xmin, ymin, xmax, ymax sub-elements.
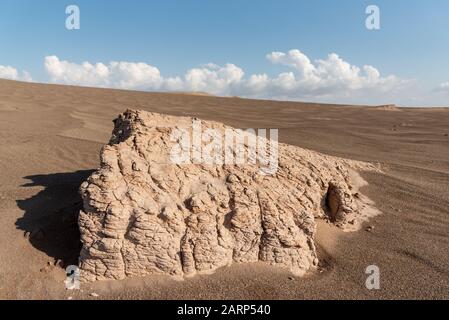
<box><xmin>78</xmin><ymin>110</ymin><xmax>378</xmax><ymax>282</ymax></box>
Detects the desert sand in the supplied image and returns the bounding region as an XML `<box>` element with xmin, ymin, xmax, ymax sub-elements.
<box><xmin>0</xmin><ymin>79</ymin><xmax>448</xmax><ymax>299</ymax></box>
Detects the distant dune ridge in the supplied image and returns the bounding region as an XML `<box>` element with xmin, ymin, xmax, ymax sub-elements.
<box><xmin>78</xmin><ymin>110</ymin><xmax>380</xmax><ymax>281</ymax></box>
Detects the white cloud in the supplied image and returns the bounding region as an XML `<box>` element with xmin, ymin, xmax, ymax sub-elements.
<box><xmin>0</xmin><ymin>65</ymin><xmax>32</xmax><ymax>82</ymax></box>
<box><xmin>44</xmin><ymin>55</ymin><xmax>245</xmax><ymax>94</ymax></box>
<box><xmin>42</xmin><ymin>51</ymin><xmax>408</xmax><ymax>104</ymax></box>
<box><xmin>182</xmin><ymin>63</ymin><xmax>244</xmax><ymax>94</ymax></box>
<box><xmin>436</xmin><ymin>82</ymin><xmax>449</xmax><ymax>93</ymax></box>
<box><xmin>44</xmin><ymin>56</ymin><xmax>161</xmax><ymax>89</ymax></box>
<box><xmin>267</xmin><ymin>49</ymin><xmax>317</xmax><ymax>80</ymax></box>
<box><xmin>259</xmin><ymin>50</ymin><xmax>403</xmax><ymax>100</ymax></box>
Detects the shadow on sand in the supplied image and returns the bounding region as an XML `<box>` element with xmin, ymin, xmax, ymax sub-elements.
<box><xmin>15</xmin><ymin>170</ymin><xmax>95</xmax><ymax>267</ymax></box>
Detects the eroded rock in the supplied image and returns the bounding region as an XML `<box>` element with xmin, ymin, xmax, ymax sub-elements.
<box><xmin>78</xmin><ymin>110</ymin><xmax>379</xmax><ymax>282</ymax></box>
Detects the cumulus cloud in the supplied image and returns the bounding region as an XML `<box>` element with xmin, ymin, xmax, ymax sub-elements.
<box><xmin>0</xmin><ymin>65</ymin><xmax>32</xmax><ymax>82</ymax></box>
<box><xmin>43</xmin><ymin>50</ymin><xmax>407</xmax><ymax>103</ymax></box>
<box><xmin>44</xmin><ymin>55</ymin><xmax>245</xmax><ymax>94</ymax></box>
<box><xmin>182</xmin><ymin>63</ymin><xmax>244</xmax><ymax>94</ymax></box>
<box><xmin>44</xmin><ymin>56</ymin><xmax>161</xmax><ymax>89</ymax></box>
<box><xmin>259</xmin><ymin>49</ymin><xmax>403</xmax><ymax>99</ymax></box>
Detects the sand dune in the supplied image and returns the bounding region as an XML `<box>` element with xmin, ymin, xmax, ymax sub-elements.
<box><xmin>0</xmin><ymin>79</ymin><xmax>448</xmax><ymax>299</ymax></box>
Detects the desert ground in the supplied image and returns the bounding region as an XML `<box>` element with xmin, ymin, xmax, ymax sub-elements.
<box><xmin>0</xmin><ymin>79</ymin><xmax>448</xmax><ymax>299</ymax></box>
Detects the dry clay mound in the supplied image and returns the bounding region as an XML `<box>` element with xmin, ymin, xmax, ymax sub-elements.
<box><xmin>79</xmin><ymin>110</ymin><xmax>380</xmax><ymax>282</ymax></box>
<box><xmin>372</xmin><ymin>104</ymin><xmax>401</xmax><ymax>111</ymax></box>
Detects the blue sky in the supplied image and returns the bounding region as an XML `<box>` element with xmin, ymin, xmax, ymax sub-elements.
<box><xmin>1</xmin><ymin>0</ymin><xmax>449</xmax><ymax>106</ymax></box>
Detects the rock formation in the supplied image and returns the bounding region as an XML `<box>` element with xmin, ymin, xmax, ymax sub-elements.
<box><xmin>78</xmin><ymin>110</ymin><xmax>379</xmax><ymax>282</ymax></box>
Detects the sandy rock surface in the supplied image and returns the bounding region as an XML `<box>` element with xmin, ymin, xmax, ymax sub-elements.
<box><xmin>79</xmin><ymin>110</ymin><xmax>379</xmax><ymax>282</ymax></box>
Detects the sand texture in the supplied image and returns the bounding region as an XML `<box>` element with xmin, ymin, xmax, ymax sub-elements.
<box><xmin>0</xmin><ymin>79</ymin><xmax>448</xmax><ymax>299</ymax></box>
